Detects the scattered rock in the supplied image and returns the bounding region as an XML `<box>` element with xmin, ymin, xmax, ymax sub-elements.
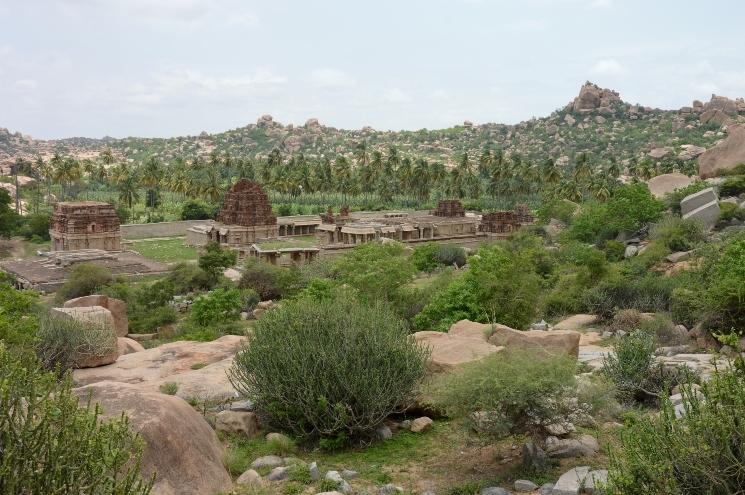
<box><xmin>379</xmin><ymin>484</ymin><xmax>403</xmax><ymax>495</ymax></box>
<box><xmin>553</xmin><ymin>314</ymin><xmax>598</xmax><ymax>331</ymax></box>
<box><xmin>480</xmin><ymin>487</ymin><xmax>509</xmax><ymax>495</ymax></box>
<box><xmin>117</xmin><ymin>337</ymin><xmax>145</xmax><ymax>355</ymax></box>
<box><xmin>341</xmin><ymin>469</ymin><xmax>359</xmax><ymax>479</ymax></box>
<box><xmin>376</xmin><ymin>425</ymin><xmax>393</xmax><ymax>441</ymax></box>
<box><xmin>73</xmin><ymin>382</ymin><xmax>232</xmax><ymax>495</ymax></box>
<box><xmin>63</xmin><ymin>295</ymin><xmax>128</xmax><ymax>336</ymax></box>
<box><xmin>267</xmin><ymin>466</ymin><xmax>289</xmax><ymax>481</ymax></box>
<box><xmin>325</xmin><ymin>471</ymin><xmax>351</xmax><ymax>494</ymax></box>
<box><xmin>646</xmin><ymin>172</ymin><xmax>694</xmax><ymax>199</ymax></box>
<box><xmin>236</xmin><ymin>468</ymin><xmax>263</xmax><ymax>486</ymax></box>
<box><xmin>266</xmin><ymin>432</ymin><xmax>292</xmax><ymax>444</ymax></box>
<box><xmin>544</xmin><ymin>434</ymin><xmax>599</xmax><ymax>458</ymax></box>
<box><xmin>251</xmin><ymin>455</ymin><xmax>284</xmax><ymax>470</ymax></box>
<box><xmin>309</xmin><ymin>461</ymin><xmax>320</xmax><ymax>480</ymax></box>
<box><xmin>666</xmin><ymin>251</ymin><xmax>691</xmax><ymax>263</ymax></box>
<box><xmin>681</xmin><ymin>187</ymin><xmax>720</xmax><ymax>229</ymax></box>
<box><xmin>412</xmin><ymin>330</ymin><xmax>502</xmax><ymax>373</ymax></box>
<box><xmin>624</xmin><ymin>245</ymin><xmax>638</xmax><ymax>258</ymax></box>
<box><xmin>514</xmin><ymin>479</ymin><xmax>539</xmax><ymax>492</ymax></box>
<box><xmin>215</xmin><ymin>410</ymin><xmax>259</xmax><ymax>438</ymax></box>
<box><xmin>522</xmin><ymin>442</ymin><xmax>550</xmax><ymax>471</ymax></box>
<box><xmin>410</xmin><ymin>416</ymin><xmax>433</xmax><ymax>433</ymax></box>
<box><xmin>552</xmin><ymin>466</ymin><xmax>590</xmax><ymax>495</ymax></box>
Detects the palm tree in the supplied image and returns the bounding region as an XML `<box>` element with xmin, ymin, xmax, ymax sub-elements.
<box><xmin>100</xmin><ymin>148</ymin><xmax>115</xmax><ymax>167</ymax></box>
<box><xmin>412</xmin><ymin>158</ymin><xmax>431</xmax><ymax>205</ymax></box>
<box><xmin>117</xmin><ymin>171</ymin><xmax>140</xmax><ymax>222</ymax></box>
<box><xmin>140</xmin><ymin>156</ymin><xmax>162</xmax><ymax>188</ymax></box>
<box><xmin>54</xmin><ymin>157</ymin><xmax>82</xmax><ymax>200</ymax></box>
<box><xmin>201</xmin><ymin>166</ymin><xmax>222</xmax><ymax>203</ymax></box>
<box><xmin>541</xmin><ymin>158</ymin><xmax>561</xmax><ymax>186</ymax></box>
<box><xmin>332</xmin><ymin>156</ymin><xmax>352</xmax><ymax>204</ymax></box>
<box><xmin>607</xmin><ymin>157</ymin><xmax>621</xmax><ymax>178</ymax></box>
<box><xmin>572</xmin><ymin>153</ymin><xmax>593</xmax><ymax>184</ymax></box>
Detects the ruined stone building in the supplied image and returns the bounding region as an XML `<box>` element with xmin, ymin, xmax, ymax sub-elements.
<box><xmin>49</xmin><ymin>201</ymin><xmax>121</xmax><ymax>252</ymax></box>
<box><xmin>480</xmin><ymin>204</ymin><xmax>535</xmax><ymax>234</ymax></box>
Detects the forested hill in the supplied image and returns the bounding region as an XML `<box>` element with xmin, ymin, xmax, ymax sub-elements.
<box><xmin>2</xmin><ymin>82</ymin><xmax>744</xmax><ymax>169</ymax></box>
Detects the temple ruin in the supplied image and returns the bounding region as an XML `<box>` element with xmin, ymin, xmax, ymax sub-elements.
<box><xmin>432</xmin><ymin>199</ymin><xmax>465</xmax><ymax>217</ymax></box>
<box><xmin>49</xmin><ymin>201</ymin><xmax>121</xmax><ymax>252</ymax></box>
<box><xmin>480</xmin><ymin>204</ymin><xmax>535</xmax><ymax>234</ymax></box>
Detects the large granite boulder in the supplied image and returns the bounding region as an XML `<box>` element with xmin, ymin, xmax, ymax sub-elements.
<box><xmin>73</xmin><ymin>335</ymin><xmax>245</xmax><ymax>402</ymax></box>
<box><xmin>51</xmin><ymin>306</ymin><xmax>119</xmax><ymax>368</ymax></box>
<box><xmin>117</xmin><ymin>337</ymin><xmax>145</xmax><ymax>355</ymax></box>
<box><xmin>412</xmin><ymin>330</ymin><xmax>502</xmax><ymax>373</ymax></box>
<box><xmin>699</xmin><ymin>125</ymin><xmax>745</xmax><ymax>178</ymax></box>
<box><xmin>681</xmin><ymin>187</ymin><xmax>720</xmax><ymax>229</ymax></box>
<box><xmin>64</xmin><ymin>295</ymin><xmax>128</xmax><ymax>336</ymax></box>
<box><xmin>74</xmin><ymin>382</ymin><xmax>232</xmax><ymax>495</ymax></box>
<box><xmin>553</xmin><ymin>314</ymin><xmax>598</xmax><ymax>331</ymax></box>
<box><xmin>450</xmin><ymin>320</ymin><xmax>581</xmax><ymax>359</ymax></box>
<box><xmin>646</xmin><ymin>172</ymin><xmax>694</xmax><ymax>199</ymax></box>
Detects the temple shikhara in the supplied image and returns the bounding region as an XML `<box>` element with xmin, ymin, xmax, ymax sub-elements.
<box><xmin>49</xmin><ymin>201</ymin><xmax>122</xmax><ymax>251</ymax></box>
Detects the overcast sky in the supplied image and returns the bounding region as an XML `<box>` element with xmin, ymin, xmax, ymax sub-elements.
<box><xmin>1</xmin><ymin>0</ymin><xmax>744</xmax><ymax>139</ymax></box>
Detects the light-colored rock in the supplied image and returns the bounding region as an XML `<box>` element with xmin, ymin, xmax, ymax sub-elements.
<box><xmin>266</xmin><ymin>432</ymin><xmax>291</xmax><ymax>444</ymax></box>
<box><xmin>236</xmin><ymin>469</ymin><xmax>263</xmax><ymax>486</ymax></box>
<box><xmin>223</xmin><ymin>268</ymin><xmax>241</xmax><ymax>282</ymax></box>
<box><xmin>515</xmin><ymin>480</ymin><xmax>539</xmax><ymax>492</ymax></box>
<box><xmin>552</xmin><ymin>466</ymin><xmax>590</xmax><ymax>495</ymax></box>
<box><xmin>666</xmin><ymin>251</ymin><xmax>692</xmax><ymax>263</ymax></box>
<box><xmin>73</xmin><ymin>335</ymin><xmax>245</xmax><ymax>402</ymax></box>
<box><xmin>410</xmin><ymin>416</ymin><xmax>433</xmax><ymax>433</ymax></box>
<box><xmin>553</xmin><ymin>314</ymin><xmax>598</xmax><ymax>331</ymax></box>
<box><xmin>268</xmin><ymin>466</ymin><xmax>289</xmax><ymax>481</ymax></box>
<box><xmin>646</xmin><ymin>172</ymin><xmax>695</xmax><ymax>199</ymax></box>
<box><xmin>480</xmin><ymin>488</ymin><xmax>509</xmax><ymax>495</ymax></box>
<box><xmin>649</xmin><ymin>147</ymin><xmax>670</xmax><ymax>159</ymax></box>
<box><xmin>251</xmin><ymin>455</ymin><xmax>284</xmax><ymax>469</ymax></box>
<box><xmin>117</xmin><ymin>337</ymin><xmax>145</xmax><ymax>355</ymax></box>
<box><xmin>309</xmin><ymin>461</ymin><xmax>320</xmax><ymax>480</ymax></box>
<box><xmin>624</xmin><ymin>245</ymin><xmax>638</xmax><ymax>258</ymax></box>
<box><xmin>584</xmin><ymin>470</ymin><xmax>609</xmax><ymax>495</ymax></box>
<box><xmin>64</xmin><ymin>295</ymin><xmax>128</xmax><ymax>336</ymax></box>
<box><xmin>341</xmin><ymin>469</ymin><xmax>358</xmax><ymax>479</ymax></box>
<box><xmin>215</xmin><ymin>410</ymin><xmax>259</xmax><ymax>438</ymax></box>
<box><xmin>545</xmin><ymin>434</ymin><xmax>599</xmax><ymax>458</ymax></box>
<box><xmin>73</xmin><ymin>381</ymin><xmax>231</xmax><ymax>495</ymax></box>
<box><xmin>678</xmin><ymin>145</ymin><xmax>706</xmax><ymax>161</ymax></box>
<box><xmin>51</xmin><ymin>306</ymin><xmax>119</xmax><ymax>368</ymax></box>
<box><xmin>681</xmin><ymin>187</ymin><xmax>720</xmax><ymax>229</ymax></box>
<box><xmin>522</xmin><ymin>441</ymin><xmax>550</xmax><ymax>471</ymax></box>
<box><xmin>699</xmin><ymin>124</ymin><xmax>745</xmax><ymax>178</ymax></box>
<box><xmin>412</xmin><ymin>330</ymin><xmax>502</xmax><ymax>373</ymax></box>
<box><xmin>376</xmin><ymin>425</ymin><xmax>393</xmax><ymax>440</ymax></box>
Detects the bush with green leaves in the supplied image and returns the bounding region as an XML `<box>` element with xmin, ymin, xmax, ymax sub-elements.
<box><xmin>719</xmin><ymin>175</ymin><xmax>745</xmax><ymax>197</ymax></box>
<box><xmin>0</xmin><ymin>283</ymin><xmax>39</xmax><ymax>351</ymax></box>
<box><xmin>228</xmin><ymin>293</ymin><xmax>428</xmax><ymax>441</ymax></box>
<box><xmin>705</xmin><ymin>237</ymin><xmax>745</xmax><ymax>333</ymax></box>
<box><xmin>55</xmin><ymin>263</ymin><xmax>113</xmax><ymax>303</ymax></box>
<box><xmin>430</xmin><ymin>351</ymin><xmax>577</xmax><ymax>438</ymax></box>
<box><xmin>605</xmin><ymin>182</ymin><xmax>664</xmax><ymax>234</ymax></box>
<box><xmin>608</xmin><ymin>363</ymin><xmax>745</xmax><ymax>494</ymax></box>
<box><xmin>180</xmin><ymin>199</ymin><xmax>215</xmax><ymax>220</ymax></box>
<box><xmin>36</xmin><ymin>311</ymin><xmax>118</xmax><ymax>372</ymax></box>
<box><xmin>718</xmin><ymin>201</ymin><xmax>745</xmax><ymax>223</ymax></box>
<box><xmin>0</xmin><ymin>348</ymin><xmax>152</xmax><ymax>494</ymax></box>
<box><xmin>198</xmin><ymin>241</ymin><xmax>237</xmax><ymax>282</ymax></box>
<box><xmin>650</xmin><ymin>215</ymin><xmax>706</xmax><ymax>252</ymax></box>
<box><xmin>19</xmin><ymin>213</ymin><xmax>51</xmax><ymax>241</ymax></box>
<box><xmin>239</xmin><ymin>258</ymin><xmax>298</xmax><ymax>300</ymax></box>
<box><xmin>166</xmin><ymin>262</ymin><xmax>215</xmax><ymax>293</ymax></box>
<box><xmin>190</xmin><ymin>288</ymin><xmax>243</xmax><ymax>326</ymax></box>
<box><xmin>411</xmin><ymin>243</ymin><xmax>467</xmax><ymax>272</ymax></box>
<box><xmin>415</xmin><ymin>245</ymin><xmax>541</xmax><ymax>331</ymax></box>
<box><xmin>332</xmin><ymin>242</ymin><xmax>415</xmax><ymax>302</ymax></box>
<box><xmin>583</xmin><ymin>273</ymin><xmax>676</xmax><ymax>321</ymax></box>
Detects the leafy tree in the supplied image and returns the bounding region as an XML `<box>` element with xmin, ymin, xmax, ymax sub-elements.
<box><xmin>0</xmin><ymin>189</ymin><xmax>20</xmax><ymax>237</ymax></box>
<box><xmin>197</xmin><ymin>242</ymin><xmax>237</xmax><ymax>281</ymax></box>
<box><xmin>332</xmin><ymin>242</ymin><xmax>415</xmax><ymax>303</ymax></box>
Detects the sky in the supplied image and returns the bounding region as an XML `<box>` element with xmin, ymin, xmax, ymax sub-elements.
<box><xmin>1</xmin><ymin>0</ymin><xmax>745</xmax><ymax>139</ymax></box>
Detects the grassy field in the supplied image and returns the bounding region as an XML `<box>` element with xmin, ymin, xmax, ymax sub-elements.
<box><xmin>254</xmin><ymin>235</ymin><xmax>317</xmax><ymax>250</ymax></box>
<box><xmin>130</xmin><ymin>237</ymin><xmax>197</xmax><ymax>263</ymax></box>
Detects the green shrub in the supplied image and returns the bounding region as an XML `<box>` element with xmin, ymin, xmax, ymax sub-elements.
<box><xmin>0</xmin><ymin>349</ymin><xmax>152</xmax><ymax>494</ymax></box>
<box><xmin>650</xmin><ymin>215</ymin><xmax>706</xmax><ymax>252</ymax></box>
<box><xmin>606</xmin><ymin>183</ymin><xmax>664</xmax><ymax>234</ymax></box>
<box><xmin>610</xmin><ymin>309</ymin><xmax>646</xmax><ymax>334</ymax></box>
<box><xmin>167</xmin><ymin>262</ymin><xmax>215</xmax><ymax>293</ymax></box>
<box><xmin>670</xmin><ymin>286</ymin><xmax>706</xmax><ymax>330</ymax></box>
<box><xmin>542</xmin><ymin>273</ymin><xmax>586</xmax><ymax>317</ymax></box>
<box><xmin>198</xmin><ymin>241</ymin><xmax>237</xmax><ymax>282</ymax></box>
<box><xmin>180</xmin><ymin>200</ymin><xmax>214</xmax><ymax>220</ymax></box>
<box><xmin>136</xmin><ymin>279</ymin><xmax>176</xmax><ymax>309</ymax></box>
<box><xmin>190</xmin><ymin>288</ymin><xmax>243</xmax><ymax>326</ymax></box>
<box><xmin>602</xmin><ymin>240</ymin><xmax>625</xmax><ymax>262</ymax></box>
<box><xmin>415</xmin><ymin>245</ymin><xmax>541</xmax><ymax>331</ymax></box>
<box><xmin>159</xmin><ymin>382</ymin><xmax>178</xmax><ymax>395</ymax></box>
<box><xmin>576</xmin><ymin>375</ymin><xmax>621</xmax><ymax>422</ymax></box>
<box><xmin>718</xmin><ymin>202</ymin><xmax>745</xmax><ymax>223</ymax></box>
<box><xmin>228</xmin><ymin>294</ymin><xmax>428</xmax><ymax>441</ymax></box>
<box><xmin>19</xmin><ymin>213</ymin><xmax>51</xmax><ymax>241</ymax></box>
<box><xmin>705</xmin><ymin>237</ymin><xmax>745</xmax><ymax>333</ymax></box>
<box><xmin>583</xmin><ymin>273</ymin><xmax>675</xmax><ymax>321</ymax></box>
<box><xmin>36</xmin><ymin>311</ymin><xmax>117</xmax><ymax>372</ymax></box>
<box><xmin>332</xmin><ymin>242</ymin><xmax>415</xmax><ymax>303</ymax></box>
<box><xmin>430</xmin><ymin>351</ymin><xmax>576</xmax><ymax>438</ymax></box>
<box><xmin>411</xmin><ymin>243</ymin><xmax>440</xmax><ymax>273</ymax></box>
<box><xmin>558</xmin><ymin>242</ymin><xmax>608</xmax><ymax>282</ymax></box>
<box><xmin>129</xmin><ymin>305</ymin><xmax>177</xmax><ymax>334</ymax></box>
<box><xmin>436</xmin><ymin>244</ymin><xmax>467</xmax><ymax>268</ymax></box>
<box><xmin>565</xmin><ymin>201</ymin><xmax>613</xmax><ymax>244</ymax></box>
<box><xmin>55</xmin><ymin>263</ymin><xmax>113</xmax><ymax>303</ymax></box>
<box><xmin>239</xmin><ymin>258</ymin><xmax>298</xmax><ymax>301</ymax></box>
<box><xmin>0</xmin><ymin>283</ymin><xmax>39</xmax><ymax>351</ymax></box>
<box><xmin>639</xmin><ymin>314</ymin><xmax>687</xmax><ymax>346</ymax></box>
<box><xmin>608</xmin><ymin>365</ymin><xmax>745</xmax><ymax>494</ymax></box>
<box><xmin>719</xmin><ymin>175</ymin><xmax>745</xmax><ymax>197</ymax></box>
<box><xmin>536</xmin><ymin>198</ymin><xmax>578</xmax><ymax>224</ymax></box>
<box><xmin>601</xmin><ymin>330</ymin><xmax>679</xmax><ymax>404</ymax></box>
<box><xmin>286</xmin><ymin>463</ymin><xmax>312</xmax><ymax>484</ymax></box>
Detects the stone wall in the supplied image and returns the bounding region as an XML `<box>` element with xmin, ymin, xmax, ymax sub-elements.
<box><xmin>122</xmin><ymin>220</ymin><xmax>213</xmax><ymax>239</ymax></box>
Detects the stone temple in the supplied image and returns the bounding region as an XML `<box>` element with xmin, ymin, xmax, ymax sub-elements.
<box><xmin>50</xmin><ymin>201</ymin><xmax>121</xmax><ymax>252</ymax></box>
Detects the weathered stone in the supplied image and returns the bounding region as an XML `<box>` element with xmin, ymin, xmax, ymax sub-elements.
<box><xmin>522</xmin><ymin>441</ymin><xmax>550</xmax><ymax>471</ymax></box>
<box><xmin>117</xmin><ymin>337</ymin><xmax>144</xmax><ymax>355</ymax></box>
<box><xmin>544</xmin><ymin>434</ymin><xmax>599</xmax><ymax>458</ymax></box>
<box><xmin>73</xmin><ymin>382</ymin><xmax>231</xmax><ymax>495</ymax></box>
<box><xmin>379</xmin><ymin>484</ymin><xmax>404</xmax><ymax>495</ymax></box>
<box><xmin>251</xmin><ymin>455</ymin><xmax>284</xmax><ymax>469</ymax></box>
<box><xmin>552</xmin><ymin>466</ymin><xmax>590</xmax><ymax>495</ymax></box>
<box><xmin>540</xmin><ymin>484</ymin><xmax>554</xmax><ymax>495</ymax></box>
<box><xmin>236</xmin><ymin>469</ymin><xmax>263</xmax><ymax>486</ymax></box>
<box><xmin>375</xmin><ymin>425</ymin><xmax>393</xmax><ymax>440</ymax></box>
<box><xmin>65</xmin><ymin>295</ymin><xmax>128</xmax><ymax>336</ymax></box>
<box><xmin>341</xmin><ymin>469</ymin><xmax>359</xmax><ymax>479</ymax></box>
<box><xmin>514</xmin><ymin>480</ymin><xmax>539</xmax><ymax>492</ymax></box>
<box><xmin>646</xmin><ymin>173</ymin><xmax>694</xmax><ymax>199</ymax></box>
<box><xmin>666</xmin><ymin>251</ymin><xmax>691</xmax><ymax>263</ymax></box>
<box><xmin>553</xmin><ymin>314</ymin><xmax>598</xmax><ymax>331</ymax></box>
<box><xmin>50</xmin><ymin>306</ymin><xmax>119</xmax><ymax>368</ymax></box>
<box><xmin>268</xmin><ymin>466</ymin><xmax>289</xmax><ymax>481</ymax></box>
<box><xmin>432</xmin><ymin>199</ymin><xmax>466</xmax><ymax>217</ymax></box>
<box><xmin>624</xmin><ymin>245</ymin><xmax>638</xmax><ymax>258</ymax></box>
<box><xmin>699</xmin><ymin>125</ymin><xmax>745</xmax><ymax>178</ymax></box>
<box><xmin>309</xmin><ymin>461</ymin><xmax>320</xmax><ymax>480</ymax></box>
<box><xmin>215</xmin><ymin>410</ymin><xmax>259</xmax><ymax>438</ymax></box>
<box><xmin>488</xmin><ymin>326</ymin><xmax>580</xmax><ymax>359</ymax></box>
<box><xmin>584</xmin><ymin>469</ymin><xmax>609</xmax><ymax>495</ymax></box>
<box><xmin>50</xmin><ymin>201</ymin><xmax>121</xmax><ymax>252</ymax></box>
<box><xmin>217</xmin><ymin>179</ymin><xmax>277</xmax><ymax>227</ymax></box>
<box><xmin>681</xmin><ymin>187</ymin><xmax>720</xmax><ymax>229</ymax></box>
<box><xmin>480</xmin><ymin>488</ymin><xmax>509</xmax><ymax>495</ymax></box>
<box><xmin>412</xmin><ymin>330</ymin><xmax>502</xmax><ymax>373</ymax></box>
<box><xmin>410</xmin><ymin>416</ymin><xmax>433</xmax><ymax>433</ymax></box>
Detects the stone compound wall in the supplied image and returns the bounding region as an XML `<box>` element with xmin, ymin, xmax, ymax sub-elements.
<box><xmin>217</xmin><ymin>179</ymin><xmax>276</xmax><ymax>227</ymax></box>
<box><xmin>121</xmin><ymin>220</ymin><xmax>213</xmax><ymax>239</ymax></box>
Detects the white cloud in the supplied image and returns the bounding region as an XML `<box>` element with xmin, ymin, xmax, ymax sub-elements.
<box><xmin>589</xmin><ymin>0</ymin><xmax>612</xmax><ymax>8</ymax></box>
<box><xmin>228</xmin><ymin>12</ymin><xmax>259</xmax><ymax>28</ymax></box>
<box><xmin>429</xmin><ymin>89</ymin><xmax>450</xmax><ymax>101</ymax></box>
<box><xmin>509</xmin><ymin>18</ymin><xmax>549</xmax><ymax>32</ymax></box>
<box><xmin>153</xmin><ymin>67</ymin><xmax>287</xmax><ymax>92</ymax></box>
<box><xmin>13</xmin><ymin>79</ymin><xmax>38</xmax><ymax>90</ymax></box>
<box><xmin>307</xmin><ymin>68</ymin><xmax>357</xmax><ymax>90</ymax></box>
<box><xmin>381</xmin><ymin>88</ymin><xmax>412</xmax><ymax>104</ymax></box>
<box><xmin>590</xmin><ymin>58</ymin><xmax>628</xmax><ymax>76</ymax></box>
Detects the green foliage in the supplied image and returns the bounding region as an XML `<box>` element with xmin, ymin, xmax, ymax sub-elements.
<box><xmin>609</xmin><ymin>365</ymin><xmax>745</xmax><ymax>494</ymax></box>
<box><xmin>719</xmin><ymin>175</ymin><xmax>745</xmax><ymax>197</ymax></box>
<box><xmin>705</xmin><ymin>237</ymin><xmax>745</xmax><ymax>333</ymax></box>
<box><xmin>650</xmin><ymin>215</ymin><xmax>706</xmax><ymax>252</ymax></box>
<box><xmin>129</xmin><ymin>305</ymin><xmax>177</xmax><ymax>334</ymax></box>
<box><xmin>228</xmin><ymin>293</ymin><xmax>428</xmax><ymax>441</ymax></box>
<box><xmin>19</xmin><ymin>213</ymin><xmax>51</xmax><ymax>241</ymax></box>
<box><xmin>190</xmin><ymin>288</ymin><xmax>243</xmax><ymax>326</ymax></box>
<box><xmin>576</xmin><ymin>375</ymin><xmax>621</xmax><ymax>422</ymax></box>
<box><xmin>239</xmin><ymin>258</ymin><xmax>298</xmax><ymax>300</ymax></box>
<box><xmin>159</xmin><ymin>382</ymin><xmax>178</xmax><ymax>395</ymax></box>
<box><xmin>583</xmin><ymin>273</ymin><xmax>676</xmax><ymax>321</ymax></box>
<box><xmin>601</xmin><ymin>330</ymin><xmax>678</xmax><ymax>404</ymax></box>
<box><xmin>0</xmin><ymin>283</ymin><xmax>39</xmax><ymax>350</ymax></box>
<box><xmin>166</xmin><ymin>262</ymin><xmax>215</xmax><ymax>292</ymax></box>
<box><xmin>565</xmin><ymin>201</ymin><xmax>613</xmax><ymax>243</ymax></box>
<box><xmin>718</xmin><ymin>201</ymin><xmax>745</xmax><ymax>223</ymax></box>
<box><xmin>602</xmin><ymin>240</ymin><xmax>625</xmax><ymax>262</ymax></box>
<box><xmin>180</xmin><ymin>200</ymin><xmax>215</xmax><ymax>220</ymax></box>
<box><xmin>0</xmin><ymin>188</ymin><xmax>20</xmax><ymax>238</ymax></box>
<box><xmin>0</xmin><ymin>349</ymin><xmax>152</xmax><ymax>494</ymax></box>
<box><xmin>606</xmin><ymin>183</ymin><xmax>664</xmax><ymax>233</ymax></box>
<box><xmin>332</xmin><ymin>242</ymin><xmax>415</xmax><ymax>302</ymax></box>
<box><xmin>55</xmin><ymin>263</ymin><xmax>113</xmax><ymax>303</ymax></box>
<box><xmin>286</xmin><ymin>463</ymin><xmax>312</xmax><ymax>484</ymax></box>
<box><xmin>436</xmin><ymin>244</ymin><xmax>467</xmax><ymax>268</ymax></box>
<box><xmin>415</xmin><ymin>245</ymin><xmax>540</xmax><ymax>331</ymax></box>
<box><xmin>639</xmin><ymin>314</ymin><xmax>687</xmax><ymax>346</ymax></box>
<box><xmin>36</xmin><ymin>311</ymin><xmax>117</xmax><ymax>372</ymax></box>
<box><xmin>430</xmin><ymin>351</ymin><xmax>576</xmax><ymax>438</ymax></box>
<box><xmin>411</xmin><ymin>243</ymin><xmax>467</xmax><ymax>272</ymax></box>
<box><xmin>558</xmin><ymin>242</ymin><xmax>608</xmax><ymax>282</ymax></box>
<box><xmin>198</xmin><ymin>241</ymin><xmax>237</xmax><ymax>281</ymax></box>
<box><xmin>664</xmin><ymin>181</ymin><xmax>709</xmax><ymax>214</ymax></box>
<box><xmin>536</xmin><ymin>198</ymin><xmax>578</xmax><ymax>224</ymax></box>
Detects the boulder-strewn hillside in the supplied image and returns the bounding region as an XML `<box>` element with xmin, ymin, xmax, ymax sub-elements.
<box><xmin>3</xmin><ymin>82</ymin><xmax>745</xmax><ymax>172</ymax></box>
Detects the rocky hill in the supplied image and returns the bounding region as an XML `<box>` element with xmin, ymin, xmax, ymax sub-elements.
<box><xmin>3</xmin><ymin>82</ymin><xmax>745</xmax><ymax>172</ymax></box>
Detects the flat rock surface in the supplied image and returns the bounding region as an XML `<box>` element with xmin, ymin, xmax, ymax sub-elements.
<box><xmin>73</xmin><ymin>335</ymin><xmax>245</xmax><ymax>402</ymax></box>
<box><xmin>412</xmin><ymin>331</ymin><xmax>502</xmax><ymax>372</ymax></box>
<box><xmin>553</xmin><ymin>314</ymin><xmax>598</xmax><ymax>331</ymax></box>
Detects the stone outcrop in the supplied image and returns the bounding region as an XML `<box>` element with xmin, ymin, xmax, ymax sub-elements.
<box><xmin>74</xmin><ymin>382</ymin><xmax>232</xmax><ymax>495</ymax></box>
<box><xmin>570</xmin><ymin>82</ymin><xmax>621</xmax><ymax>114</ymax></box>
<box><xmin>64</xmin><ymin>294</ymin><xmax>128</xmax><ymax>336</ymax></box>
<box><xmin>51</xmin><ymin>305</ymin><xmax>120</xmax><ymax>368</ymax></box>
<box><xmin>73</xmin><ymin>335</ymin><xmax>245</xmax><ymax>402</ymax></box>
<box><xmin>646</xmin><ymin>172</ymin><xmax>694</xmax><ymax>199</ymax></box>
<box><xmin>698</xmin><ymin>124</ymin><xmax>745</xmax><ymax>178</ymax></box>
<box><xmin>553</xmin><ymin>314</ymin><xmax>598</xmax><ymax>331</ymax></box>
<box><xmin>681</xmin><ymin>187</ymin><xmax>720</xmax><ymax>229</ymax></box>
<box><xmin>217</xmin><ymin>179</ymin><xmax>277</xmax><ymax>227</ymax></box>
<box><xmin>677</xmin><ymin>144</ymin><xmax>706</xmax><ymax>161</ymax></box>
<box><xmin>450</xmin><ymin>320</ymin><xmax>580</xmax><ymax>359</ymax></box>
<box><xmin>412</xmin><ymin>330</ymin><xmax>502</xmax><ymax>373</ymax></box>
<box><xmin>117</xmin><ymin>337</ymin><xmax>145</xmax><ymax>355</ymax></box>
